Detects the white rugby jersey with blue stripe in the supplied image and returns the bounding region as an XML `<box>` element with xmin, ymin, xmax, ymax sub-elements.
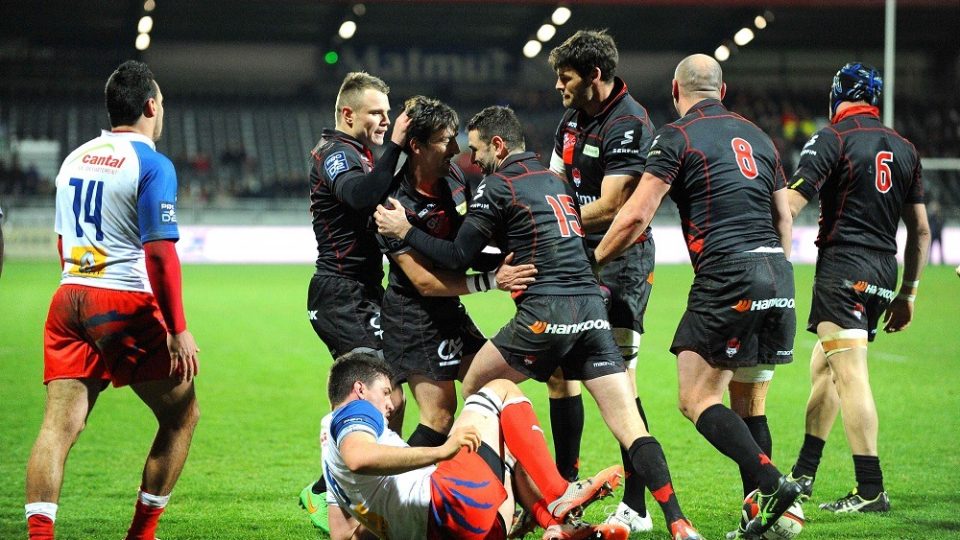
<box><xmin>54</xmin><ymin>130</ymin><xmax>180</xmax><ymax>292</ymax></box>
<box><xmin>323</xmin><ymin>399</ymin><xmax>433</xmax><ymax>538</ymax></box>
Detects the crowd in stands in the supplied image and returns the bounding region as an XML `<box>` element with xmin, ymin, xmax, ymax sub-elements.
<box><xmin>1</xmin><ymin>92</ymin><xmax>957</xmax><ymax>209</ymax></box>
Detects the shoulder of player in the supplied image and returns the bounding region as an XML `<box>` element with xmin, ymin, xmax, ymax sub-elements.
<box><xmin>330</xmin><ymin>400</ymin><xmax>384</xmax><ymax>442</ymax></box>
<box><xmin>132</xmin><ymin>141</ymin><xmax>176</xmax><ymax>176</ymax></box>
<box><xmin>446</xmin><ymin>162</ymin><xmax>467</xmax><ymax>187</ymax></box>
<box><xmin>609</xmin><ymin>92</ymin><xmax>651</xmax><ymax>121</ymax></box>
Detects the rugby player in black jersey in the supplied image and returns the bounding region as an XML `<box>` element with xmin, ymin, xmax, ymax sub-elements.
<box><xmin>596</xmin><ymin>54</ymin><xmax>802</xmax><ymax>539</ymax></box>
<box><xmin>375</xmin><ymin>96</ymin><xmax>535</xmax><ymax>449</ymax></box>
<box><xmin>376</xmin><ymin>105</ymin><xmax>702</xmax><ymax>540</ymax></box>
<box><xmin>300</xmin><ymin>71</ymin><xmax>411</xmax><ymax>531</ymax></box>
<box><xmin>785</xmin><ymin>63</ymin><xmax>930</xmax><ymax>513</ymax></box>
<box><xmin>546</xmin><ymin>31</ymin><xmax>657</xmax><ymax>532</ymax></box>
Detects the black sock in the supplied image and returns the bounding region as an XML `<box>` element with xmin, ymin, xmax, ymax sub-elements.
<box><xmin>406</xmin><ymin>423</ymin><xmax>447</xmax><ymax>447</ymax></box>
<box><xmin>853</xmin><ymin>455</ymin><xmax>884</xmax><ymax>499</ymax></box>
<box><xmin>620</xmin><ymin>444</ymin><xmax>647</xmax><ymax>515</ymax></box>
<box><xmin>695</xmin><ymin>404</ymin><xmax>780</xmax><ymax>493</ymax></box>
<box><xmin>792</xmin><ymin>434</ymin><xmax>826</xmax><ymax>479</ymax></box>
<box><xmin>628</xmin><ymin>436</ymin><xmax>684</xmax><ymax>525</ymax></box>
<box><xmin>550</xmin><ymin>395</ymin><xmax>584</xmax><ymax>481</ymax></box>
<box><xmin>311</xmin><ymin>476</ymin><xmax>326</xmax><ymax>495</ymax></box>
<box><xmin>620</xmin><ymin>397</ymin><xmax>649</xmax><ymax>514</ymax></box>
<box><xmin>636</xmin><ymin>397</ymin><xmax>649</xmax><ymax>431</ymax></box>
<box><xmin>740</xmin><ymin>415</ymin><xmax>772</xmax><ymax>497</ymax></box>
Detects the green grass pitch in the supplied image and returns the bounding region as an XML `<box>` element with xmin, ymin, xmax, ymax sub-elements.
<box><xmin>1</xmin><ymin>261</ymin><xmax>958</xmax><ymax>539</ymax></box>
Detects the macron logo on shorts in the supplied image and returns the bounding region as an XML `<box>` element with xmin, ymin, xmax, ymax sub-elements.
<box><xmin>528</xmin><ymin>319</ymin><xmax>611</xmax><ymax>335</ymax></box>
<box><xmin>324</xmin><ymin>151</ymin><xmax>348</xmax><ymax>181</ymax></box>
<box><xmin>732</xmin><ymin>297</ymin><xmax>795</xmax><ymax>312</ymax></box>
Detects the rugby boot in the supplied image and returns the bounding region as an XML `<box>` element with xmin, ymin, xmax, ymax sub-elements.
<box><xmin>541</xmin><ymin>522</ymin><xmax>629</xmax><ymax>540</ymax></box>
<box><xmin>603</xmin><ymin>501</ymin><xmax>653</xmax><ymax>532</ymax></box>
<box><xmin>819</xmin><ymin>489</ymin><xmax>890</xmax><ymax>513</ymax></box>
<box><xmin>668</xmin><ymin>518</ymin><xmax>703</xmax><ymax>540</ymax></box>
<box><xmin>547</xmin><ymin>465</ymin><xmax>622</xmax><ymax>523</ymax></box>
<box><xmin>298</xmin><ymin>483</ymin><xmax>329</xmax><ymax>532</ymax></box>
<box><xmin>741</xmin><ymin>475</ymin><xmax>802</xmax><ymax>538</ymax></box>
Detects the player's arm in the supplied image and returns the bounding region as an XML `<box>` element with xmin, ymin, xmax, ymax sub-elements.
<box><xmin>785</xmin><ymin>190</ymin><xmax>810</xmax><ymax>219</ymax></box>
<box><xmin>375</xmin><ymin>196</ymin><xmax>494</xmax><ymax>272</ymax></box>
<box><xmin>139</xmin><ymin>155</ymin><xmax>199</xmax><ymax>382</ymax></box>
<box><xmin>144</xmin><ymin>240</ymin><xmax>198</xmax><ymax>382</ymax></box>
<box><xmin>772</xmin><ymin>188</ymin><xmax>793</xmax><ymax>259</ymax></box>
<box><xmin>595</xmin><ymin>172</ymin><xmax>670</xmax><ymax>266</ymax></box>
<box><xmin>391</xmin><ymin>250</ymin><xmax>534</xmax><ymax>297</ymax></box>
<box><xmin>332</xmin><ymin>144</ymin><xmax>404</xmax><ymax>213</ymax></box>
<box><xmin>339</xmin><ymin>425</ymin><xmax>480</xmax><ymax>475</ymax></box>
<box><xmin>884</xmin><ymin>202</ymin><xmax>931</xmax><ymax>333</ymax></box>
<box><xmin>580</xmin><ymin>173</ymin><xmax>638</xmax><ymax>233</ymax></box>
<box><xmin>787</xmin><ymin>128</ymin><xmax>840</xmax><ymax>218</ymax></box>
<box><xmin>549</xmin><ymin>150</ymin><xmax>565</xmax><ymax>176</ymax></box>
<box><xmin>582</xmin><ymin>116</ymin><xmax>650</xmax><ymax>233</ymax></box>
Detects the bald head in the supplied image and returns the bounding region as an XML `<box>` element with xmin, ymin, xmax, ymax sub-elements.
<box><xmin>674</xmin><ymin>54</ymin><xmax>723</xmax><ymax>100</ymax></box>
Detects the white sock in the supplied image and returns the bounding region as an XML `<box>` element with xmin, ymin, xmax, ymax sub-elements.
<box><xmin>25</xmin><ymin>502</ymin><xmax>58</xmax><ymax>522</ymax></box>
<box><xmin>139</xmin><ymin>490</ymin><xmax>171</xmax><ymax>509</ymax></box>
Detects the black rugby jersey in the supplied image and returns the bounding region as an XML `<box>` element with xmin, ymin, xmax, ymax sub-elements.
<box><xmin>378</xmin><ymin>164</ymin><xmax>470</xmax><ymax>297</ymax></box>
<box><xmin>309</xmin><ymin>129</ymin><xmax>401</xmax><ymax>282</ymax></box>
<box><xmin>404</xmin><ymin>152</ymin><xmax>599</xmax><ymax>297</ymax></box>
<box><xmin>789</xmin><ymin>107</ymin><xmax>924</xmax><ymax>253</ymax></box>
<box><xmin>553</xmin><ymin>77</ymin><xmax>656</xmax><ymax>246</ymax></box>
<box><xmin>644</xmin><ymin>99</ymin><xmax>786</xmax><ymax>270</ymax></box>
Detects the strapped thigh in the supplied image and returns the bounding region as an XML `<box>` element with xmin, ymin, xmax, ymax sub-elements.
<box><xmin>820</xmin><ymin>329</ymin><xmax>869</xmax><ymax>358</ymax></box>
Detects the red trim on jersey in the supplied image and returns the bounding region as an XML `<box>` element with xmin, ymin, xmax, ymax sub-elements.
<box><xmin>144</xmin><ymin>240</ymin><xmax>187</xmax><ymax>334</ymax></box>
<box><xmin>57</xmin><ymin>235</ymin><xmax>64</xmax><ymax>268</ymax></box>
<box><xmin>831</xmin><ymin>105</ymin><xmax>880</xmax><ymax>124</ymax></box>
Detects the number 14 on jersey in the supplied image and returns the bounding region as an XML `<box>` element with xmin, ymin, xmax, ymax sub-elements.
<box><xmin>68</xmin><ymin>177</ymin><xmax>105</xmax><ymax>241</ymax></box>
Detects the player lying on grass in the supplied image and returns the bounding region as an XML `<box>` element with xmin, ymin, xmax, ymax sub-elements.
<box><xmin>322</xmin><ymin>351</ymin><xmax>627</xmax><ymax>540</ymax></box>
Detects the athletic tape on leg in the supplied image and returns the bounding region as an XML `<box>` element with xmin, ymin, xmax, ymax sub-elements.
<box><xmin>820</xmin><ymin>329</ymin><xmax>869</xmax><ymax>358</ymax></box>
<box><xmin>613</xmin><ymin>327</ymin><xmax>641</xmax><ymax>368</ymax></box>
<box><xmin>463</xmin><ymin>388</ymin><xmax>505</xmax><ymax>417</ymax></box>
<box><xmin>732</xmin><ymin>363</ymin><xmax>775</xmax><ymax>383</ymax></box>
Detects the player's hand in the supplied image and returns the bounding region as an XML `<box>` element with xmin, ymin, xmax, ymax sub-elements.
<box><xmin>168</xmin><ymin>330</ymin><xmax>200</xmax><ymax>382</ymax></box>
<box><xmin>495</xmin><ymin>252</ymin><xmax>536</xmax><ymax>292</ymax></box>
<box><xmin>440</xmin><ymin>425</ymin><xmax>482</xmax><ymax>459</ymax></box>
<box><xmin>391</xmin><ymin>111</ymin><xmax>411</xmax><ymax>147</ymax></box>
<box><xmin>375</xmin><ymin>197</ymin><xmax>412</xmax><ymax>239</ymax></box>
<box><xmin>883</xmin><ymin>296</ymin><xmax>914</xmax><ymax>333</ymax></box>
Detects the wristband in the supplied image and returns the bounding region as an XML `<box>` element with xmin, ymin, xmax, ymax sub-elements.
<box><xmin>466</xmin><ymin>271</ymin><xmax>497</xmax><ymax>293</ymax></box>
<box><xmin>896</xmin><ymin>292</ymin><xmax>916</xmax><ymax>302</ymax></box>
<box><xmin>902</xmin><ymin>280</ymin><xmax>919</xmax><ymax>288</ymax></box>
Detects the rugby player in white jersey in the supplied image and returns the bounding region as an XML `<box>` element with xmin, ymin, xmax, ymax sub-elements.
<box><xmin>24</xmin><ymin>60</ymin><xmax>199</xmax><ymax>540</ymax></box>
<box><xmin>323</xmin><ymin>351</ymin><xmax>628</xmax><ymax>540</ymax></box>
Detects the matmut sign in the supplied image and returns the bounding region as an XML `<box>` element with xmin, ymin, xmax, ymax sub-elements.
<box><xmin>338</xmin><ymin>46</ymin><xmax>513</xmax><ymax>84</ymax></box>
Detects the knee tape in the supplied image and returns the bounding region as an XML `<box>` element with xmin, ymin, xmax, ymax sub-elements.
<box><xmin>820</xmin><ymin>329</ymin><xmax>868</xmax><ymax>358</ymax></box>
<box><xmin>463</xmin><ymin>388</ymin><xmax>505</xmax><ymax>418</ymax></box>
<box><xmin>732</xmin><ymin>363</ymin><xmax>775</xmax><ymax>383</ymax></box>
<box><xmin>613</xmin><ymin>327</ymin><xmax>641</xmax><ymax>369</ymax></box>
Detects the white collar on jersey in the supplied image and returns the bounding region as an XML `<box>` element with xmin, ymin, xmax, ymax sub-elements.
<box><xmin>101</xmin><ymin>129</ymin><xmax>157</xmax><ymax>150</ymax></box>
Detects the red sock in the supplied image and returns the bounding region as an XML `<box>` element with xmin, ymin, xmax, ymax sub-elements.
<box><xmin>125</xmin><ymin>500</ymin><xmax>165</xmax><ymax>540</ymax></box>
<box><xmin>27</xmin><ymin>515</ymin><xmax>54</xmax><ymax>540</ymax></box>
<box><xmin>531</xmin><ymin>499</ymin><xmax>560</xmax><ymax>528</ymax></box>
<box><xmin>501</xmin><ymin>399</ymin><xmax>567</xmax><ymax>501</ymax></box>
